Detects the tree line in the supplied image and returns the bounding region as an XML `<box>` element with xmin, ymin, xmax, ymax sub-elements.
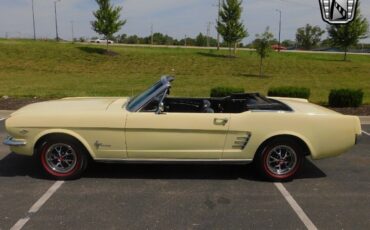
<box><xmin>84</xmin><ymin>26</ymin><xmax>369</xmax><ymax>53</ymax></box>
<box><xmin>91</xmin><ymin>0</ymin><xmax>368</xmax><ymax>52</ymax></box>
<box><xmin>111</xmin><ymin>33</ymin><xmax>220</xmax><ymax>47</ymax></box>
<box><xmin>91</xmin><ymin>0</ymin><xmax>369</xmax><ymax>62</ymax></box>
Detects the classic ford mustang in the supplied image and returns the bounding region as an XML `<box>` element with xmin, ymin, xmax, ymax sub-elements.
<box><xmin>3</xmin><ymin>76</ymin><xmax>362</xmax><ymax>181</ymax></box>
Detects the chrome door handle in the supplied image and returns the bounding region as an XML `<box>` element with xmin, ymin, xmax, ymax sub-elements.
<box><xmin>214</xmin><ymin>118</ymin><xmax>229</xmax><ymax>125</ymax></box>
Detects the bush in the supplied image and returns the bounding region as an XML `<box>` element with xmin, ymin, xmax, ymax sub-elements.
<box><xmin>267</xmin><ymin>86</ymin><xmax>310</xmax><ymax>99</ymax></box>
<box><xmin>329</xmin><ymin>89</ymin><xmax>363</xmax><ymax>108</ymax></box>
<box><xmin>210</xmin><ymin>87</ymin><xmax>244</xmax><ymax>97</ymax></box>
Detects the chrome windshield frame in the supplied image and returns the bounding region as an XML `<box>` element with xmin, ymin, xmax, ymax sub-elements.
<box><xmin>126</xmin><ymin>75</ymin><xmax>174</xmax><ymax>112</ymax></box>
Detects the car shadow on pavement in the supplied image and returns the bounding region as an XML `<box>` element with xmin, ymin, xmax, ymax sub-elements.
<box><xmin>84</xmin><ymin>158</ymin><xmax>326</xmax><ymax>181</ymax></box>
<box><xmin>0</xmin><ymin>153</ymin><xmax>326</xmax><ymax>181</ymax></box>
<box><xmin>0</xmin><ymin>153</ymin><xmax>43</xmax><ymax>178</ymax></box>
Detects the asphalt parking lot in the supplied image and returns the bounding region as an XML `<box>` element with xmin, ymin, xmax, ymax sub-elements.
<box><xmin>0</xmin><ymin>119</ymin><xmax>369</xmax><ymax>230</ymax></box>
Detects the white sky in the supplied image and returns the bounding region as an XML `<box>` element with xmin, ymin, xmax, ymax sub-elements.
<box><xmin>0</xmin><ymin>0</ymin><xmax>369</xmax><ymax>43</ymax></box>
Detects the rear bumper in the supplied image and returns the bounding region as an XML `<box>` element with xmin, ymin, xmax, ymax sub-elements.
<box><xmin>3</xmin><ymin>136</ymin><xmax>27</xmax><ymax>147</ymax></box>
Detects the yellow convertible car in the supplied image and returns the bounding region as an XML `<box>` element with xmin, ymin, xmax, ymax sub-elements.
<box><xmin>3</xmin><ymin>76</ymin><xmax>362</xmax><ymax>181</ymax></box>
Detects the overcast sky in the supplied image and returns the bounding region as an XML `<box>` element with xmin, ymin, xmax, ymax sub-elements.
<box><xmin>1</xmin><ymin>0</ymin><xmax>369</xmax><ymax>43</ymax></box>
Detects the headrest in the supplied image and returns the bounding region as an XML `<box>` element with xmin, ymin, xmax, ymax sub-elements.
<box><xmin>203</xmin><ymin>100</ymin><xmax>211</xmax><ymax>108</ymax></box>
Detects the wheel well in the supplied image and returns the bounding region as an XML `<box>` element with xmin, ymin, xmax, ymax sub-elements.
<box><xmin>34</xmin><ymin>133</ymin><xmax>92</xmax><ymax>160</ymax></box>
<box><xmin>255</xmin><ymin>135</ymin><xmax>311</xmax><ymax>159</ymax></box>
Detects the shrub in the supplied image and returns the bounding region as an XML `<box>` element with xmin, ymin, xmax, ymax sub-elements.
<box><xmin>329</xmin><ymin>89</ymin><xmax>363</xmax><ymax>107</ymax></box>
<box><xmin>210</xmin><ymin>87</ymin><xmax>244</xmax><ymax>97</ymax></box>
<box><xmin>267</xmin><ymin>86</ymin><xmax>310</xmax><ymax>99</ymax></box>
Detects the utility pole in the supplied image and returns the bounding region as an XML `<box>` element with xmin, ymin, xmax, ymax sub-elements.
<box><xmin>32</xmin><ymin>0</ymin><xmax>36</xmax><ymax>40</ymax></box>
<box><xmin>150</xmin><ymin>24</ymin><xmax>154</xmax><ymax>45</ymax></box>
<box><xmin>217</xmin><ymin>0</ymin><xmax>221</xmax><ymax>50</ymax></box>
<box><xmin>276</xmin><ymin>9</ymin><xmax>282</xmax><ymax>52</ymax></box>
<box><xmin>184</xmin><ymin>34</ymin><xmax>187</xmax><ymax>47</ymax></box>
<box><xmin>54</xmin><ymin>0</ymin><xmax>61</xmax><ymax>41</ymax></box>
<box><xmin>207</xmin><ymin>22</ymin><xmax>212</xmax><ymax>47</ymax></box>
<box><xmin>71</xmin><ymin>20</ymin><xmax>74</xmax><ymax>42</ymax></box>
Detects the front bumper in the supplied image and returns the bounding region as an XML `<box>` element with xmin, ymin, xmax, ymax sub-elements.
<box><xmin>3</xmin><ymin>136</ymin><xmax>27</xmax><ymax>147</ymax></box>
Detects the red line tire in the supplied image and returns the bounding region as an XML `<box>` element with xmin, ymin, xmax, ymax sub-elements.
<box><xmin>255</xmin><ymin>138</ymin><xmax>304</xmax><ymax>181</ymax></box>
<box><xmin>37</xmin><ymin>136</ymin><xmax>88</xmax><ymax>180</ymax></box>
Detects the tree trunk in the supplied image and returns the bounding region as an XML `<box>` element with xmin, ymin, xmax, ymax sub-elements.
<box><xmin>343</xmin><ymin>48</ymin><xmax>347</xmax><ymax>61</ymax></box>
<box><xmin>228</xmin><ymin>43</ymin><xmax>232</xmax><ymax>57</ymax></box>
<box><xmin>233</xmin><ymin>42</ymin><xmax>237</xmax><ymax>56</ymax></box>
<box><xmin>106</xmin><ymin>40</ymin><xmax>109</xmax><ymax>52</ymax></box>
<box><xmin>259</xmin><ymin>57</ymin><xmax>263</xmax><ymax>77</ymax></box>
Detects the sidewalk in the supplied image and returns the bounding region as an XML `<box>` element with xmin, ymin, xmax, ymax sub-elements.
<box><xmin>0</xmin><ymin>110</ymin><xmax>12</xmax><ymax>119</ymax></box>
<box><xmin>359</xmin><ymin>116</ymin><xmax>370</xmax><ymax>125</ymax></box>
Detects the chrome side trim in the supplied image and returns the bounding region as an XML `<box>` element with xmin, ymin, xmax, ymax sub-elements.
<box><xmin>94</xmin><ymin>158</ymin><xmax>252</xmax><ymax>164</ymax></box>
<box><xmin>250</xmin><ymin>110</ymin><xmax>293</xmax><ymax>113</ymax></box>
<box><xmin>3</xmin><ymin>136</ymin><xmax>27</xmax><ymax>147</ymax></box>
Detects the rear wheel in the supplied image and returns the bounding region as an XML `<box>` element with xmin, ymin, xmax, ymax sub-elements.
<box><xmin>38</xmin><ymin>136</ymin><xmax>88</xmax><ymax>180</ymax></box>
<box><xmin>255</xmin><ymin>138</ymin><xmax>304</xmax><ymax>181</ymax></box>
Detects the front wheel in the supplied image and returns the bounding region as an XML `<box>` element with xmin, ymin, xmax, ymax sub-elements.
<box><xmin>38</xmin><ymin>137</ymin><xmax>88</xmax><ymax>180</ymax></box>
<box><xmin>255</xmin><ymin>138</ymin><xmax>304</xmax><ymax>181</ymax></box>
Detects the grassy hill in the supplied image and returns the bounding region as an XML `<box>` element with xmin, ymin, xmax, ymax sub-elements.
<box><xmin>0</xmin><ymin>39</ymin><xmax>369</xmax><ymax>103</ymax></box>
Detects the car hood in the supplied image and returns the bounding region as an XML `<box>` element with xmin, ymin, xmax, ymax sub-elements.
<box><xmin>11</xmin><ymin>97</ymin><xmax>128</xmax><ymax>117</ymax></box>
<box><xmin>271</xmin><ymin>97</ymin><xmax>340</xmax><ymax>115</ymax></box>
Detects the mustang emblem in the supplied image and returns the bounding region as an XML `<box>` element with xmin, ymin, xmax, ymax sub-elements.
<box><xmin>94</xmin><ymin>141</ymin><xmax>111</xmax><ymax>149</ymax></box>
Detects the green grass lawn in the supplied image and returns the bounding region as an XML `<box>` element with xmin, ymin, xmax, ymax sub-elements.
<box><xmin>0</xmin><ymin>39</ymin><xmax>369</xmax><ymax>103</ymax></box>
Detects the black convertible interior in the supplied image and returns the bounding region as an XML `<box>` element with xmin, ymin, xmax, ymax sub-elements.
<box><xmin>142</xmin><ymin>93</ymin><xmax>292</xmax><ymax>113</ymax></box>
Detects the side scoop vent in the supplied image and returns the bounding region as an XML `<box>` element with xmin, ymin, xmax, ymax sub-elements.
<box><xmin>232</xmin><ymin>133</ymin><xmax>251</xmax><ymax>150</ymax></box>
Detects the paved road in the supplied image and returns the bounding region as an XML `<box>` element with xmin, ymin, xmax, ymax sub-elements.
<box><xmin>80</xmin><ymin>42</ymin><xmax>370</xmax><ymax>56</ymax></box>
<box><xmin>0</xmin><ymin>120</ymin><xmax>369</xmax><ymax>229</ymax></box>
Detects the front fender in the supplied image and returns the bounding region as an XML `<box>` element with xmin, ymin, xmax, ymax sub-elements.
<box><xmin>32</xmin><ymin>129</ymin><xmax>96</xmax><ymax>159</ymax></box>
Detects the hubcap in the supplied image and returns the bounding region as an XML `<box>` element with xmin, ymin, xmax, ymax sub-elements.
<box><xmin>45</xmin><ymin>143</ymin><xmax>77</xmax><ymax>174</ymax></box>
<box><xmin>266</xmin><ymin>145</ymin><xmax>297</xmax><ymax>175</ymax></box>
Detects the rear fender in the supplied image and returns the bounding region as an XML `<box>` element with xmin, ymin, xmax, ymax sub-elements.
<box><xmin>255</xmin><ymin>131</ymin><xmax>316</xmax><ymax>158</ymax></box>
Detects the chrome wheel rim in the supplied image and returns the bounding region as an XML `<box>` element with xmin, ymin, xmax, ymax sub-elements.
<box><xmin>45</xmin><ymin>143</ymin><xmax>77</xmax><ymax>174</ymax></box>
<box><xmin>266</xmin><ymin>145</ymin><xmax>297</xmax><ymax>175</ymax></box>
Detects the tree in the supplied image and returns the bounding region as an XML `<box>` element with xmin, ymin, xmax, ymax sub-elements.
<box><xmin>254</xmin><ymin>27</ymin><xmax>274</xmax><ymax>77</ymax></box>
<box><xmin>126</xmin><ymin>35</ymin><xmax>140</xmax><ymax>44</ymax></box>
<box><xmin>282</xmin><ymin>39</ymin><xmax>296</xmax><ymax>48</ymax></box>
<box><xmin>327</xmin><ymin>3</ymin><xmax>369</xmax><ymax>61</ymax></box>
<box><xmin>320</xmin><ymin>38</ymin><xmax>332</xmax><ymax>48</ymax></box>
<box><xmin>151</xmin><ymin>33</ymin><xmax>174</xmax><ymax>45</ymax></box>
<box><xmin>295</xmin><ymin>24</ymin><xmax>325</xmax><ymax>50</ymax></box>
<box><xmin>115</xmin><ymin>33</ymin><xmax>127</xmax><ymax>43</ymax></box>
<box><xmin>216</xmin><ymin>0</ymin><xmax>248</xmax><ymax>56</ymax></box>
<box><xmin>91</xmin><ymin>0</ymin><xmax>126</xmax><ymax>50</ymax></box>
<box><xmin>195</xmin><ymin>33</ymin><xmax>207</xmax><ymax>46</ymax></box>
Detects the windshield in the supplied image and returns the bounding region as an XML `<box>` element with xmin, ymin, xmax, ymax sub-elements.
<box><xmin>127</xmin><ymin>80</ymin><xmax>164</xmax><ymax>111</ymax></box>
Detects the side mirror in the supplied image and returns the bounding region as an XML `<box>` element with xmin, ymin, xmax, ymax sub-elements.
<box><xmin>156</xmin><ymin>102</ymin><xmax>165</xmax><ymax>114</ymax></box>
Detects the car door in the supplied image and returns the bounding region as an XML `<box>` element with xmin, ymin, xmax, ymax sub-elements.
<box><xmin>125</xmin><ymin>112</ymin><xmax>230</xmax><ymax>159</ymax></box>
